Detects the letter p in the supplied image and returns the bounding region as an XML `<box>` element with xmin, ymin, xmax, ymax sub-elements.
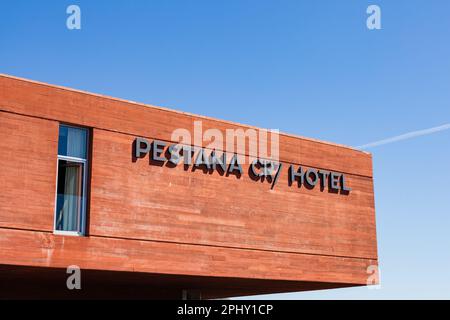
<box><xmin>134</xmin><ymin>137</ymin><xmax>150</xmax><ymax>158</ymax></box>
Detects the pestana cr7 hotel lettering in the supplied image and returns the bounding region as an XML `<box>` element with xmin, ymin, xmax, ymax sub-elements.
<box><xmin>134</xmin><ymin>137</ymin><xmax>352</xmax><ymax>193</ymax></box>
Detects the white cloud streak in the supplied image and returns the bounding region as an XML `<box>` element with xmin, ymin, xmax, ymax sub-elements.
<box><xmin>356</xmin><ymin>123</ymin><xmax>450</xmax><ymax>150</ymax></box>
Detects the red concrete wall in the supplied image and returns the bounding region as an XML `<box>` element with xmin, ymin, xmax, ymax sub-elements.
<box><xmin>0</xmin><ymin>74</ymin><xmax>378</xmax><ymax>295</ymax></box>
<box><xmin>0</xmin><ymin>112</ymin><xmax>58</xmax><ymax>231</ymax></box>
<box><xmin>90</xmin><ymin>129</ymin><xmax>376</xmax><ymax>259</ymax></box>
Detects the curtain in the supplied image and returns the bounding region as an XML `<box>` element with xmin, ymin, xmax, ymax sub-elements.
<box><xmin>66</xmin><ymin>127</ymin><xmax>87</xmax><ymax>159</ymax></box>
<box><xmin>56</xmin><ymin>162</ymin><xmax>83</xmax><ymax>231</ymax></box>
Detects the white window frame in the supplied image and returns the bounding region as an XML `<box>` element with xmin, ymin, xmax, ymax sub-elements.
<box><xmin>53</xmin><ymin>125</ymin><xmax>89</xmax><ymax>236</ymax></box>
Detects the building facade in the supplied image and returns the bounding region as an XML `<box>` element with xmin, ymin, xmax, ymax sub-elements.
<box><xmin>0</xmin><ymin>74</ymin><xmax>378</xmax><ymax>299</ymax></box>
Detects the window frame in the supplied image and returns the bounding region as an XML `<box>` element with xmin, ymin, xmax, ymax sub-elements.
<box><xmin>53</xmin><ymin>124</ymin><xmax>89</xmax><ymax>236</ymax></box>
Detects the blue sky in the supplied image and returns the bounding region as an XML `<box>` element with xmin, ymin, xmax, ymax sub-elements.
<box><xmin>1</xmin><ymin>1</ymin><xmax>449</xmax><ymax>299</ymax></box>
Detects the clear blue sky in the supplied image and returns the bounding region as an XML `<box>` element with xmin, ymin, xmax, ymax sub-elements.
<box><xmin>1</xmin><ymin>0</ymin><xmax>449</xmax><ymax>299</ymax></box>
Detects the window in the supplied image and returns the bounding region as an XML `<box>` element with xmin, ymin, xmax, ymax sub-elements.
<box><xmin>54</xmin><ymin>125</ymin><xmax>89</xmax><ymax>235</ymax></box>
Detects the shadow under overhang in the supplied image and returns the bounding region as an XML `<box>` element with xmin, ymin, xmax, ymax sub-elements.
<box><xmin>0</xmin><ymin>264</ymin><xmax>363</xmax><ymax>300</ymax></box>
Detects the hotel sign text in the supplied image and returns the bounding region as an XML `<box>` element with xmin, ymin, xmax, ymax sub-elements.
<box><xmin>133</xmin><ymin>137</ymin><xmax>351</xmax><ymax>193</ymax></box>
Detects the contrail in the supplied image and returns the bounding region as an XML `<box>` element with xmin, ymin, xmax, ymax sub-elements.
<box><xmin>356</xmin><ymin>123</ymin><xmax>450</xmax><ymax>150</ymax></box>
